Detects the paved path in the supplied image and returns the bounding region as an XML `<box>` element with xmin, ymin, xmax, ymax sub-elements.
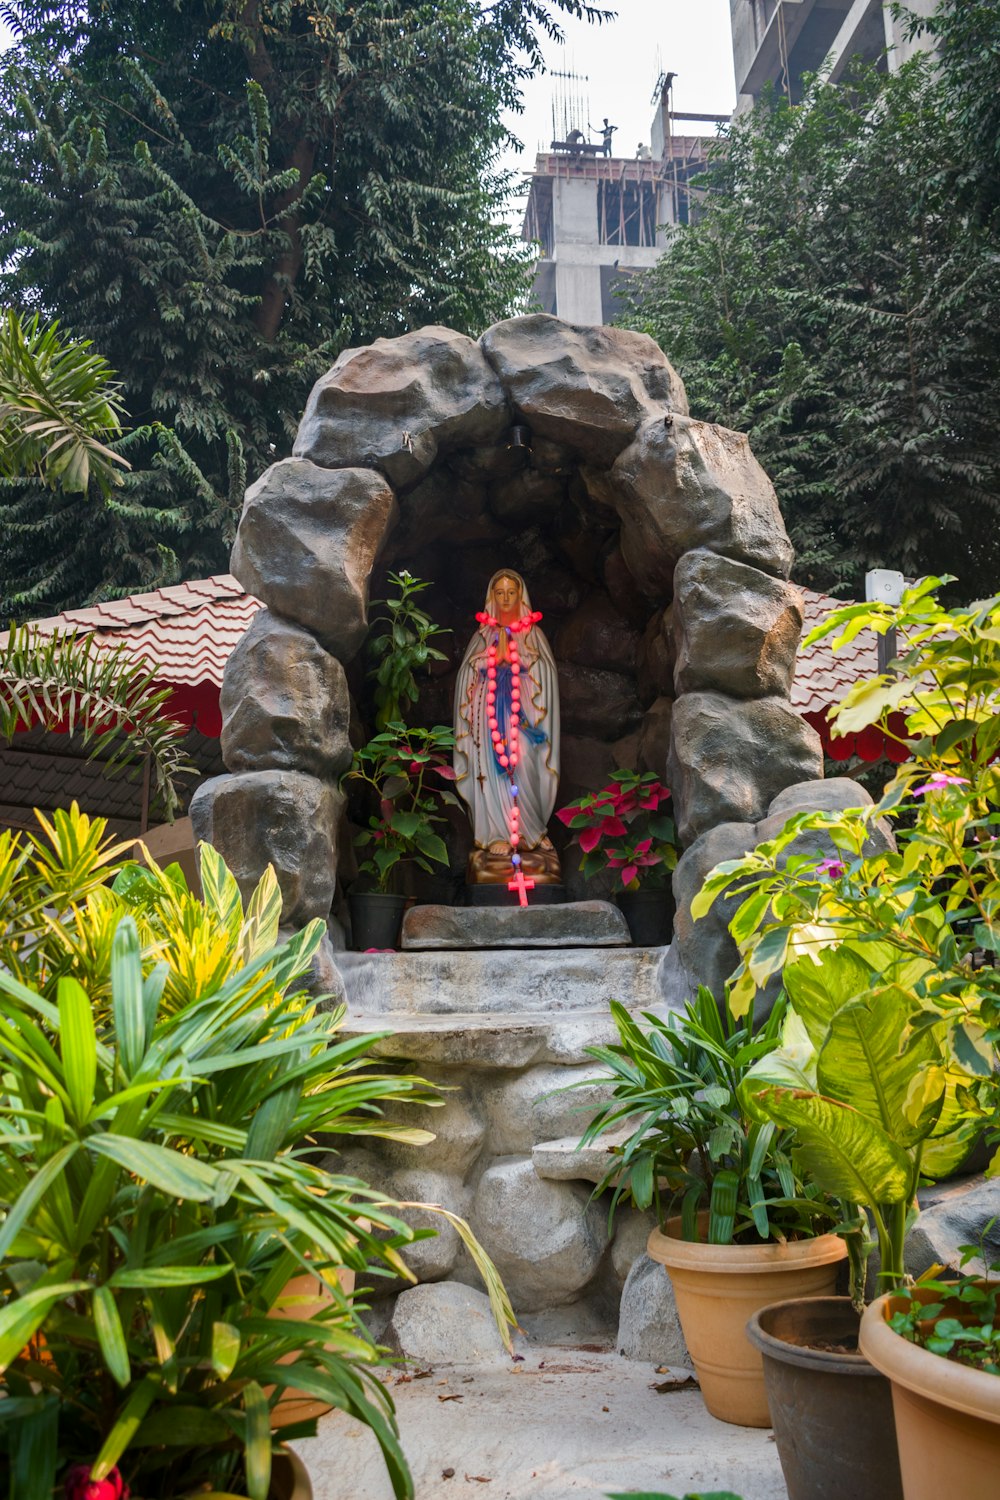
<box><xmin>293</xmin><ymin>1347</ymin><xmax>788</xmax><ymax>1500</ymax></box>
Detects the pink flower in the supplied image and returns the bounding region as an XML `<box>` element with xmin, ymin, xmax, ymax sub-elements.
<box><xmin>816</xmin><ymin>857</ymin><xmax>846</xmax><ymax>878</ymax></box>
<box><xmin>555</xmin><ymin>805</ymin><xmax>578</xmax><ymax>827</ymax></box>
<box><xmin>64</xmin><ymin>1466</ymin><xmax>129</xmax><ymax>1500</ymax></box>
<box><xmin>912</xmin><ymin>773</ymin><xmax>970</xmax><ymax>796</ymax></box>
<box><xmin>579</xmin><ymin>826</ymin><xmax>602</xmax><ymax>854</ymax></box>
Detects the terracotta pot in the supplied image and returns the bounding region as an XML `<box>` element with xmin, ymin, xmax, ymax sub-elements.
<box><xmin>270</xmin><ymin>1447</ymin><xmax>313</xmax><ymax>1500</ymax></box>
<box><xmin>269</xmin><ymin>1262</ymin><xmax>356</xmax><ymax>1430</ymax></box>
<box><xmin>746</xmin><ymin>1296</ymin><xmax>903</xmax><ymax>1500</ymax></box>
<box><xmin>647</xmin><ymin>1219</ymin><xmax>847</xmax><ymax>1427</ymax></box>
<box><xmin>860</xmin><ymin>1287</ymin><xmax>1000</xmax><ymax>1500</ymax></box>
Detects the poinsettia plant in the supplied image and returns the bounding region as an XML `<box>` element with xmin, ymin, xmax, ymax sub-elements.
<box><xmin>557</xmin><ymin>770</ymin><xmax>678</xmax><ymax>889</ymax></box>
<box><xmin>344</xmin><ymin>722</ymin><xmax>458</xmax><ymax>893</ymax></box>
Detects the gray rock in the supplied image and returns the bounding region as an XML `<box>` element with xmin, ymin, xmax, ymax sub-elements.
<box><xmin>767</xmin><ymin>777</ymin><xmax>874</xmax><ymax>821</ymax></box>
<box><xmin>673</xmin><ymin>549</ymin><xmax>804</xmax><ymax>699</ymax></box>
<box><xmin>611</xmin><ymin>1210</ymin><xmax>659</xmax><ymax>1285</ymax></box>
<box><xmin>488</xmin><ymin>466</ymin><xmax>566</xmax><ymax>526</ymax></box>
<box><xmin>531</xmin><ymin>1132</ymin><xmax>629</xmax><ymax>1186</ymax></box>
<box><xmin>479</xmin><ymin>1065</ymin><xmax>612</xmax><ymax>1156</ymax></box>
<box><xmin>375</xmin><ymin>1088</ymin><xmax>486</xmax><ymax>1177</ymax></box>
<box><xmin>384</xmin><ymin>1281</ymin><xmax>509</xmax><ymax>1366</ymax></box>
<box><xmin>617</xmin><ymin>1253</ymin><xmax>689</xmax><ymax>1364</ymax></box>
<box><xmin>279</xmin><ymin>928</ymin><xmax>345</xmax><ymax>1002</ymax></box>
<box><xmin>220</xmin><ymin>610</ymin><xmax>352</xmax><ymax>777</ymax></box>
<box><xmin>401</xmin><ymin>901</ymin><xmax>629</xmax><ymax>950</ymax></box>
<box><xmin>385</xmin><ymin>1169</ymin><xmax>470</xmax><ymax>1284</ymax></box>
<box><xmin>906</xmin><ymin>1176</ymin><xmax>1000</xmax><ymax>1278</ymax></box>
<box><xmin>672</xmin><ymin>821</ymin><xmax>760</xmax><ymax>997</ymax></box>
<box><xmin>469</xmin><ymin>1157</ymin><xmax>607</xmax><ymax>1310</ymax></box>
<box><xmin>481</xmin><ymin>314</ymin><xmax>684</xmax><ymax>465</ymax></box>
<box><xmin>668</xmin><ymin>692</ymin><xmax>824</xmax><ymax>847</ymax></box>
<box><xmin>755</xmin><ymin>776</ymin><xmax>895</xmax><ymax>863</ymax></box>
<box><xmin>230</xmin><ymin>459</ymin><xmax>397</xmax><ymax>661</ymax></box>
<box><xmin>586</xmin><ymin>417</ymin><xmax>794</xmax><ymax>599</ymax></box>
<box><xmin>189</xmin><ymin>770</ymin><xmax>342</xmax><ymax>926</ymax></box>
<box><xmin>293</xmin><ymin>327</ymin><xmax>508</xmax><ymax>489</ymax></box>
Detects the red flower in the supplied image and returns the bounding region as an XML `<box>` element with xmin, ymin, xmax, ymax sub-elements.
<box><xmin>64</xmin><ymin>1465</ymin><xmax>129</xmax><ymax>1500</ymax></box>
<box><xmin>579</xmin><ymin>826</ymin><xmax>603</xmax><ymax>854</ymax></box>
<box><xmin>555</xmin><ymin>805</ymin><xmax>578</xmax><ymax>827</ymax></box>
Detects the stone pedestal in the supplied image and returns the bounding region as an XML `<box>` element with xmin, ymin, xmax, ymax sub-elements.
<box><xmin>401</xmin><ymin>900</ymin><xmax>629</xmax><ymax>949</ymax></box>
<box><xmin>325</xmin><ymin>943</ymin><xmax>677</xmax><ymax>1324</ymax></box>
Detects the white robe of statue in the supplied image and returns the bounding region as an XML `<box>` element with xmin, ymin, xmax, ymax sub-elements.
<box><xmin>453</xmin><ymin>571</ymin><xmax>560</xmax><ymax>852</ymax></box>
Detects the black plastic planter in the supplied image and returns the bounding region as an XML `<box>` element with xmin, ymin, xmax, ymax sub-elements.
<box><xmin>348</xmin><ymin>892</ymin><xmax>406</xmax><ymax>950</ymax></box>
<box><xmin>616</xmin><ymin>888</ymin><xmax>675</xmax><ymax>947</ymax></box>
<box><xmin>746</xmin><ymin>1296</ymin><xmax>903</xmax><ymax>1500</ymax></box>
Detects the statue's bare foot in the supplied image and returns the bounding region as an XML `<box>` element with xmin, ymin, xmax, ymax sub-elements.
<box><xmin>487</xmin><ymin>839</ymin><xmax>511</xmax><ymax>854</ymax></box>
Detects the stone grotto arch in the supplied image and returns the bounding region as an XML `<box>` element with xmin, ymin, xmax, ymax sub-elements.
<box><xmin>189</xmin><ymin>314</ymin><xmax>885</xmax><ymax>1331</ymax></box>
<box><xmin>191</xmin><ymin>314</ymin><xmax>834</xmax><ymax>995</ymax></box>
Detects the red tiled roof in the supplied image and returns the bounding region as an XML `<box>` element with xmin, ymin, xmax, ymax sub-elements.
<box><xmin>28</xmin><ymin>576</ymin><xmax>884</xmax><ymax>751</ymax></box>
<box><xmin>31</xmin><ymin>575</ymin><xmax>262</xmax><ymax>689</ymax></box>
<box><xmin>791</xmin><ymin>586</ymin><xmax>877</xmax><ymax>717</ymax></box>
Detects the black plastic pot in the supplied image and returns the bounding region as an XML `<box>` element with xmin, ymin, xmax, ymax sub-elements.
<box><xmin>348</xmin><ymin>892</ymin><xmax>406</xmax><ymax>951</ymax></box>
<box><xmin>746</xmin><ymin>1296</ymin><xmax>903</xmax><ymax>1500</ymax></box>
<box><xmin>616</xmin><ymin>888</ymin><xmax>675</xmax><ymax>947</ymax></box>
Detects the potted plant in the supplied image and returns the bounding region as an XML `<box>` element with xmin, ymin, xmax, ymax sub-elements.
<box><xmin>343</xmin><ymin>722</ymin><xmax>458</xmax><ymax>949</ymax></box>
<box><xmin>860</xmin><ymin>1257</ymin><xmax>1000</xmax><ymax>1500</ymax></box>
<box><xmin>365</xmin><ymin>570</ymin><xmax>451</xmax><ymax>731</ymax></box>
<box><xmin>0</xmin><ymin>813</ymin><xmax>515</xmax><ymax>1500</ymax></box>
<box><xmin>692</xmin><ymin>577</ymin><xmax>1000</xmax><ymax>1499</ymax></box>
<box><xmin>557</xmin><ymin>770</ymin><xmax>679</xmax><ymax>945</ymax></box>
<box><xmin>579</xmin><ymin>985</ymin><xmax>846</xmax><ymax>1427</ymax></box>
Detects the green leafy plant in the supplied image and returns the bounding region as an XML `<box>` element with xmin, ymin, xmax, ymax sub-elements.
<box><xmin>556</xmin><ymin>771</ymin><xmax>678</xmax><ymax>890</ymax></box>
<box><xmin>0</xmin><ymin>627</ymin><xmax>194</xmax><ymax>818</ymax></box>
<box><xmin>367</xmin><ymin>572</ymin><xmax>450</xmax><ymax>730</ymax></box>
<box><xmin>888</xmin><ymin>1275</ymin><xmax>1000</xmax><ymax>1377</ymax></box>
<box><xmin>578</xmin><ymin>987</ymin><xmax>840</xmax><ymax>1246</ymax></box>
<box><xmin>693</xmin><ymin>578</ymin><xmax>1000</xmax><ymax>1296</ymax></box>
<box><xmin>0</xmin><ymin>309</ymin><xmax>130</xmax><ymax>496</ymax></box>
<box><xmin>0</xmin><ymin>816</ymin><xmax>515</xmax><ymax>1500</ymax></box>
<box><xmin>607</xmin><ymin>1493</ymin><xmax>743</xmax><ymax>1500</ymax></box>
<box><xmin>344</xmin><ymin>723</ymin><xmax>458</xmax><ymax>893</ymax></box>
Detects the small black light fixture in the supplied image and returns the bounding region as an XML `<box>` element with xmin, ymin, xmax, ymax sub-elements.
<box><xmin>663</xmin><ymin>411</ymin><xmax>674</xmax><ymax>431</ymax></box>
<box><xmin>508</xmin><ymin>424</ymin><xmax>531</xmax><ymax>450</ymax></box>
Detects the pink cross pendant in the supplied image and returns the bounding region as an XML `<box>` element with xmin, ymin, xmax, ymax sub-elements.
<box><xmin>507</xmin><ymin>867</ymin><xmax>536</xmax><ymax>907</ymax></box>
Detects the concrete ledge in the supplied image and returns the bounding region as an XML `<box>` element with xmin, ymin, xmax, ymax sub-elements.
<box><xmin>401</xmin><ymin>900</ymin><xmax>629</xmax><ymax>950</ymax></box>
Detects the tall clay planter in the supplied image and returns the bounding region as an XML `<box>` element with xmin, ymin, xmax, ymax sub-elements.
<box><xmin>746</xmin><ymin>1297</ymin><xmax>903</xmax><ymax>1500</ymax></box>
<box><xmin>647</xmin><ymin>1221</ymin><xmax>847</xmax><ymax>1427</ymax></box>
<box><xmin>270</xmin><ymin>1448</ymin><xmax>313</xmax><ymax>1500</ymax></box>
<box><xmin>860</xmin><ymin>1288</ymin><xmax>1000</xmax><ymax>1500</ymax></box>
<box><xmin>270</xmin><ymin>1262</ymin><xmax>358</xmax><ymax>1431</ymax></box>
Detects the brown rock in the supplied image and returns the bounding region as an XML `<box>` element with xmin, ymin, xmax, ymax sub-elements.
<box><xmin>190</xmin><ymin>770</ymin><xmax>344</xmax><ymax>926</ymax></box>
<box><xmin>230</xmin><ymin>459</ymin><xmax>397</xmax><ymax>662</ymax></box>
<box><xmin>555</xmin><ymin>592</ymin><xmax>640</xmax><ymax>675</ymax></box>
<box><xmin>220</xmin><ymin>610</ymin><xmax>352</xmax><ymax>777</ymax></box>
<box><xmin>293</xmin><ymin>326</ymin><xmax>508</xmax><ymax>488</ymax></box>
<box><xmin>637</xmin><ymin>696</ymin><xmax>673</xmax><ymax>779</ymax></box>
<box><xmin>673</xmin><ymin>549</ymin><xmax>804</xmax><ymax>699</ymax></box>
<box><xmin>480</xmin><ymin>314</ymin><xmax>686</xmax><ymax>465</ymax></box>
<box><xmin>488</xmin><ymin>467</ymin><xmax>566</xmax><ymax>526</ymax></box>
<box><xmin>558</xmin><ymin>663</ymin><xmax>643</xmax><ymax>741</ymax></box>
<box><xmin>672</xmin><ymin>820</ymin><xmax>760</xmax><ymax>997</ymax></box>
<box><xmin>637</xmin><ymin>607</ymin><xmax>675</xmax><ymax>707</ymax></box>
<box><xmin>668</xmin><ymin>692</ymin><xmax>823</xmax><ymax>846</ymax></box>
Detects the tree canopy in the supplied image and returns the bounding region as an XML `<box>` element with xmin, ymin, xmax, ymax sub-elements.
<box><xmin>0</xmin><ymin>0</ymin><xmax>609</xmax><ymax>615</ymax></box>
<box><xmin>619</xmin><ymin>4</ymin><xmax>1000</xmax><ymax>598</ymax></box>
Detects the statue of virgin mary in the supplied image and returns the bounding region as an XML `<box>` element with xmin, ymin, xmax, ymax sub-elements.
<box><xmin>454</xmin><ymin>570</ymin><xmax>561</xmax><ymax>885</ymax></box>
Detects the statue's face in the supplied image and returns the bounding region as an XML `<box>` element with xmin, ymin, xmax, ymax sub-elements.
<box><xmin>492</xmin><ymin>575</ymin><xmax>521</xmax><ymax>617</ymax></box>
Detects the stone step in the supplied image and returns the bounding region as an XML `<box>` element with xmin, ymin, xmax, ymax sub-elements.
<box><xmin>335</xmin><ymin>944</ymin><xmax>672</xmax><ymax>1017</ymax></box>
<box><xmin>336</xmin><ymin>1007</ymin><xmax>642</xmax><ymax>1069</ymax></box>
<box><xmin>400</xmin><ymin>900</ymin><xmax>630</xmax><ymax>950</ymax></box>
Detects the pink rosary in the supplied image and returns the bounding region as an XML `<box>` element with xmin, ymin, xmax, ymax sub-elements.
<box><xmin>476</xmin><ymin>607</ymin><xmax>543</xmax><ymax>904</ymax></box>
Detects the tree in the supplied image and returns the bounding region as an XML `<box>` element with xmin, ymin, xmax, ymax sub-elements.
<box><xmin>619</xmin><ymin>28</ymin><xmax>1000</xmax><ymax>599</ymax></box>
<box><xmin>0</xmin><ymin>0</ymin><xmax>609</xmax><ymax>614</ymax></box>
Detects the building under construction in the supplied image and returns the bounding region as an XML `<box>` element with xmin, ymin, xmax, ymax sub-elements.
<box><xmin>520</xmin><ymin>73</ymin><xmax>718</xmax><ymax>326</ymax></box>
